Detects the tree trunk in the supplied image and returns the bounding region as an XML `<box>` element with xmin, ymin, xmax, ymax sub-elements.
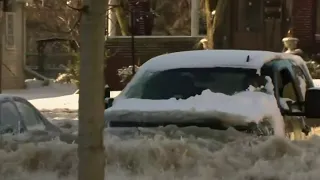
<box><xmin>115</xmin><ymin>1</ymin><xmax>129</xmax><ymax>36</ymax></box>
<box><xmin>204</xmin><ymin>0</ymin><xmax>213</xmax><ymax>49</ymax></box>
<box><xmin>78</xmin><ymin>0</ymin><xmax>106</xmax><ymax>180</ymax></box>
<box><xmin>212</xmin><ymin>0</ymin><xmax>229</xmax><ymax>49</ymax></box>
<box><xmin>204</xmin><ymin>0</ymin><xmax>229</xmax><ymax>49</ymax></box>
<box><xmin>108</xmin><ymin>0</ymin><xmax>118</xmax><ymax>36</ymax></box>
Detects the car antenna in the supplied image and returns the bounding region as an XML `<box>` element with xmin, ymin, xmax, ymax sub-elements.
<box><xmin>246</xmin><ymin>55</ymin><xmax>250</xmax><ymax>62</ymax></box>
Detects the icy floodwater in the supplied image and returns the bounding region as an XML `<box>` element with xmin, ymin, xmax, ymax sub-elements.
<box><xmin>1</xmin><ymin>109</ymin><xmax>320</xmax><ymax>180</ymax></box>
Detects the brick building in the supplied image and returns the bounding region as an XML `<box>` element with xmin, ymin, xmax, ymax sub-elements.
<box><xmin>105</xmin><ymin>0</ymin><xmax>320</xmax><ymax>90</ymax></box>
<box><xmin>291</xmin><ymin>0</ymin><xmax>318</xmax><ymax>53</ymax></box>
<box><xmin>229</xmin><ymin>0</ymin><xmax>320</xmax><ymax>53</ymax></box>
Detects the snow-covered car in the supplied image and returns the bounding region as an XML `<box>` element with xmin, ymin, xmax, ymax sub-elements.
<box><xmin>0</xmin><ymin>95</ymin><xmax>60</xmax><ymax>135</ymax></box>
<box><xmin>104</xmin><ymin>50</ymin><xmax>320</xmax><ymax>139</ymax></box>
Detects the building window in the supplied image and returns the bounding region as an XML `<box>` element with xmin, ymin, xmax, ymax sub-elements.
<box><xmin>5</xmin><ymin>12</ymin><xmax>15</xmax><ymax>49</ymax></box>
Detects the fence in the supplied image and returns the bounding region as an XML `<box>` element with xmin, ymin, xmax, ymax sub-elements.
<box><xmin>26</xmin><ymin>36</ymin><xmax>204</xmax><ymax>89</ymax></box>
<box><xmin>26</xmin><ymin>53</ymin><xmax>76</xmax><ymax>78</ymax></box>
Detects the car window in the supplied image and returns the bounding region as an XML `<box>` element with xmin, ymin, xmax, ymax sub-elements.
<box><xmin>0</xmin><ymin>102</ymin><xmax>21</xmax><ymax>132</ymax></box>
<box><xmin>292</xmin><ymin>65</ymin><xmax>309</xmax><ymax>99</ymax></box>
<box><xmin>14</xmin><ymin>101</ymin><xmax>45</xmax><ymax>130</ymax></box>
<box><xmin>277</xmin><ymin>69</ymin><xmax>302</xmax><ymax>110</ymax></box>
<box><xmin>124</xmin><ymin>68</ymin><xmax>266</xmax><ymax>99</ymax></box>
<box><xmin>283</xmin><ymin>82</ymin><xmax>298</xmax><ymax>101</ymax></box>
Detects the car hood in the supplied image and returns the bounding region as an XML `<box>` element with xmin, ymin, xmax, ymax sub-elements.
<box><xmin>105</xmin><ymin>90</ymin><xmax>280</xmax><ymax>127</ymax></box>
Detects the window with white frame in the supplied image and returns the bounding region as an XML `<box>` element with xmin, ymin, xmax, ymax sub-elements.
<box><xmin>5</xmin><ymin>12</ymin><xmax>15</xmax><ymax>49</ymax></box>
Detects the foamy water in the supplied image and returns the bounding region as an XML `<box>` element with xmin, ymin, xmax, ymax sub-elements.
<box><xmin>1</xmin><ymin>109</ymin><xmax>320</xmax><ymax>180</ymax></box>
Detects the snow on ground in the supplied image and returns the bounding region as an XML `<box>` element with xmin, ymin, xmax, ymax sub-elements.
<box><xmin>3</xmin><ymin>80</ymin><xmax>121</xmax><ymax>110</ymax></box>
<box><xmin>2</xmin><ymin>79</ymin><xmax>320</xmax><ymax>179</ymax></box>
<box><xmin>313</xmin><ymin>79</ymin><xmax>320</xmax><ymax>87</ymax></box>
<box><xmin>4</xmin><ymin>81</ymin><xmax>79</xmax><ymax>110</ymax></box>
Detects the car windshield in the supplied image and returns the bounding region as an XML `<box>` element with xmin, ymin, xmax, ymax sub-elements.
<box><xmin>123</xmin><ymin>67</ymin><xmax>268</xmax><ymax>100</ymax></box>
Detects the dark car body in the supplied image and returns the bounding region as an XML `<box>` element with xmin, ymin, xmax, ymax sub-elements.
<box><xmin>0</xmin><ymin>95</ymin><xmax>60</xmax><ymax>134</ymax></box>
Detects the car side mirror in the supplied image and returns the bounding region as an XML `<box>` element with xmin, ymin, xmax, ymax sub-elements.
<box><xmin>305</xmin><ymin>87</ymin><xmax>320</xmax><ymax>118</ymax></box>
<box><xmin>105</xmin><ymin>98</ymin><xmax>114</xmax><ymax>109</ymax></box>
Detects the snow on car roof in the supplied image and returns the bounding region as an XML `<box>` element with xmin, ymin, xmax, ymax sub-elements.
<box><xmin>139</xmin><ymin>50</ymin><xmax>306</xmax><ymax>72</ymax></box>
<box><xmin>119</xmin><ymin>50</ymin><xmax>308</xmax><ymax>100</ymax></box>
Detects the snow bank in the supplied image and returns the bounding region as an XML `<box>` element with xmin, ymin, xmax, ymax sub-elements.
<box><xmin>108</xmin><ymin>89</ymin><xmax>284</xmax><ymax>136</ymax></box>
<box><xmin>2</xmin><ymin>125</ymin><xmax>320</xmax><ymax>180</ymax></box>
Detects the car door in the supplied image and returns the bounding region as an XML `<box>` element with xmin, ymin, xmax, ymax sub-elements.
<box><xmin>0</xmin><ymin>100</ymin><xmax>24</xmax><ymax>134</ymax></box>
<box><xmin>273</xmin><ymin>61</ymin><xmax>306</xmax><ymax>140</ymax></box>
<box><xmin>291</xmin><ymin>63</ymin><xmax>320</xmax><ymax>135</ymax></box>
<box><xmin>13</xmin><ymin>98</ymin><xmax>46</xmax><ymax>131</ymax></box>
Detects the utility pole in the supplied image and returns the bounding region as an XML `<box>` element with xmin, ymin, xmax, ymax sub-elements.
<box><xmin>78</xmin><ymin>0</ymin><xmax>106</xmax><ymax>180</ymax></box>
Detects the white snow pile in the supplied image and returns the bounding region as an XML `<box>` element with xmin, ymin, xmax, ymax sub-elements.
<box><xmin>313</xmin><ymin>79</ymin><xmax>320</xmax><ymax>87</ymax></box>
<box><xmin>2</xmin><ymin>123</ymin><xmax>320</xmax><ymax>180</ymax></box>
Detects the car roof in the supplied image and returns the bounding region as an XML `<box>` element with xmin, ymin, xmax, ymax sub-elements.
<box><xmin>0</xmin><ymin>94</ymin><xmax>24</xmax><ymax>101</ymax></box>
<box><xmin>139</xmin><ymin>50</ymin><xmax>305</xmax><ymax>72</ymax></box>
<box><xmin>118</xmin><ymin>50</ymin><xmax>310</xmax><ymax>100</ymax></box>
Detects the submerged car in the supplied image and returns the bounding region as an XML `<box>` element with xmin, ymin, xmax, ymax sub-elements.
<box><xmin>0</xmin><ymin>95</ymin><xmax>60</xmax><ymax>135</ymax></box>
<box><xmin>104</xmin><ymin>50</ymin><xmax>320</xmax><ymax>140</ymax></box>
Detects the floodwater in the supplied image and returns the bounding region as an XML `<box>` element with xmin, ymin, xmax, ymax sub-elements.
<box><xmin>1</xmin><ymin>109</ymin><xmax>320</xmax><ymax>180</ymax></box>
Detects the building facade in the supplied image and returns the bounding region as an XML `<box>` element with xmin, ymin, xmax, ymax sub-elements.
<box><xmin>229</xmin><ymin>0</ymin><xmax>320</xmax><ymax>53</ymax></box>
<box><xmin>0</xmin><ymin>0</ymin><xmax>27</xmax><ymax>89</ymax></box>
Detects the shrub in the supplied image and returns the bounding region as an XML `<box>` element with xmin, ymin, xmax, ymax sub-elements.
<box><xmin>117</xmin><ymin>65</ymin><xmax>140</xmax><ymax>85</ymax></box>
<box><xmin>306</xmin><ymin>59</ymin><xmax>320</xmax><ymax>79</ymax></box>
